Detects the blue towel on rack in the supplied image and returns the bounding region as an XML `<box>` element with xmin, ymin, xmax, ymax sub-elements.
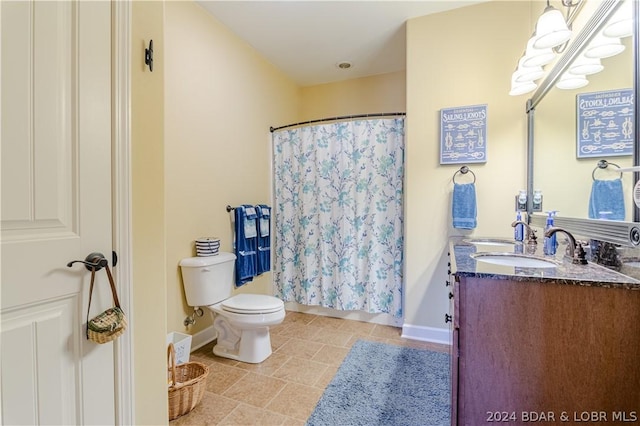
<box><xmin>452</xmin><ymin>183</ymin><xmax>477</xmax><ymax>229</ymax></box>
<box><xmin>256</xmin><ymin>204</ymin><xmax>271</xmax><ymax>275</ymax></box>
<box><xmin>589</xmin><ymin>179</ymin><xmax>625</xmax><ymax>220</ymax></box>
<box><xmin>234</xmin><ymin>205</ymin><xmax>258</xmax><ymax>286</ymax></box>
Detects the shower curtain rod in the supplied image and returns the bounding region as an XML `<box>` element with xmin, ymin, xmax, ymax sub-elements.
<box><xmin>269</xmin><ymin>112</ymin><xmax>406</xmax><ymax>133</ymax></box>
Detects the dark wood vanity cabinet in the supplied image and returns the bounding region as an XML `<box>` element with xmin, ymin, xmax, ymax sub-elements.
<box><xmin>452</xmin><ymin>276</ymin><xmax>640</xmax><ymax>425</ymax></box>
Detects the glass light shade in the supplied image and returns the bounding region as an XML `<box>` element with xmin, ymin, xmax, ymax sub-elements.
<box><xmin>514</xmin><ymin>67</ymin><xmax>545</xmax><ymax>83</ymax></box>
<box><xmin>569</xmin><ymin>55</ymin><xmax>604</xmax><ymax>75</ymax></box>
<box><xmin>522</xmin><ymin>37</ymin><xmax>556</xmax><ymax>67</ymax></box>
<box><xmin>509</xmin><ymin>75</ymin><xmax>537</xmax><ymax>96</ymax></box>
<box><xmin>604</xmin><ymin>18</ymin><xmax>633</xmax><ymax>38</ymax></box>
<box><xmin>556</xmin><ymin>71</ymin><xmax>588</xmax><ymax>90</ymax></box>
<box><xmin>533</xmin><ymin>5</ymin><xmax>572</xmax><ymax>49</ymax></box>
<box><xmin>585</xmin><ymin>33</ymin><xmax>625</xmax><ymax>59</ymax></box>
<box><xmin>513</xmin><ymin>57</ymin><xmax>545</xmax><ymax>83</ymax></box>
<box><xmin>604</xmin><ymin>0</ymin><xmax>633</xmax><ymax>38</ymax></box>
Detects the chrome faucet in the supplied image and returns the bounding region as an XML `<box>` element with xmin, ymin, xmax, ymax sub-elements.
<box><xmin>511</xmin><ymin>220</ymin><xmax>538</xmax><ymax>245</ymax></box>
<box><xmin>544</xmin><ymin>227</ymin><xmax>588</xmax><ymax>264</ymax></box>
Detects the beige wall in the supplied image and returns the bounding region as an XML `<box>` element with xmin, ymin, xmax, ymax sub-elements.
<box><xmin>164</xmin><ymin>1</ymin><xmax>300</xmax><ymax>338</ymax></box>
<box><xmin>130</xmin><ymin>0</ymin><xmax>635</xmax><ymax>419</ymax></box>
<box><xmin>131</xmin><ymin>1</ymin><xmax>167</xmax><ymax>424</ymax></box>
<box><xmin>130</xmin><ymin>1</ymin><xmax>542</xmax><ymax>420</ymax></box>
<box><xmin>300</xmin><ymin>71</ymin><xmax>406</xmax><ymax>121</ymax></box>
<box><xmin>159</xmin><ymin>0</ymin><xmax>536</xmax><ymax>338</ymax></box>
<box><xmin>405</xmin><ymin>1</ymin><xmax>532</xmax><ymax>330</ymax></box>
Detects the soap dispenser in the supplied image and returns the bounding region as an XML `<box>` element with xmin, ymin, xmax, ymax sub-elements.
<box><xmin>514</xmin><ymin>211</ymin><xmax>524</xmax><ymax>241</ymax></box>
<box><xmin>543</xmin><ymin>211</ymin><xmax>557</xmax><ymax>255</ymax></box>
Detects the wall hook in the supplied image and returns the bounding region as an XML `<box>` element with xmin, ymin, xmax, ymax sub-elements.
<box><xmin>145</xmin><ymin>39</ymin><xmax>154</xmax><ymax>72</ymax></box>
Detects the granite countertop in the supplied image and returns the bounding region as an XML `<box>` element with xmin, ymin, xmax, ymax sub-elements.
<box><xmin>450</xmin><ymin>237</ymin><xmax>640</xmax><ymax>290</ymax></box>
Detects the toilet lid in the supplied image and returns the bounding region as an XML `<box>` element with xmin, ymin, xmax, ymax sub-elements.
<box><xmin>221</xmin><ymin>294</ymin><xmax>284</xmax><ymax>314</ymax></box>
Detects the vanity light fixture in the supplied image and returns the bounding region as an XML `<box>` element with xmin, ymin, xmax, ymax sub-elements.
<box><xmin>568</xmin><ymin>55</ymin><xmax>604</xmax><ymax>75</ymax></box>
<box><xmin>555</xmin><ymin>71</ymin><xmax>589</xmax><ymax>90</ymax></box>
<box><xmin>603</xmin><ymin>0</ymin><xmax>633</xmax><ymax>38</ymax></box>
<box><xmin>533</xmin><ymin>1</ymin><xmax>573</xmax><ymax>49</ymax></box>
<box><xmin>508</xmin><ymin>0</ymin><xmax>583</xmax><ymax>96</ymax></box>
<box><xmin>509</xmin><ymin>75</ymin><xmax>538</xmax><ymax>96</ymax></box>
<box><xmin>522</xmin><ymin>37</ymin><xmax>557</xmax><ymax>67</ymax></box>
<box><xmin>509</xmin><ymin>58</ymin><xmax>544</xmax><ymax>96</ymax></box>
<box><xmin>553</xmin><ymin>0</ymin><xmax>632</xmax><ymax>92</ymax></box>
<box><xmin>510</xmin><ymin>58</ymin><xmax>543</xmax><ymax>96</ymax></box>
<box><xmin>584</xmin><ymin>32</ymin><xmax>626</xmax><ymax>59</ymax></box>
<box><xmin>513</xmin><ymin>57</ymin><xmax>545</xmax><ymax>82</ymax></box>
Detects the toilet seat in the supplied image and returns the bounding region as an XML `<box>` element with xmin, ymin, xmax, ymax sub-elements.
<box><xmin>221</xmin><ymin>294</ymin><xmax>284</xmax><ymax>314</ymax></box>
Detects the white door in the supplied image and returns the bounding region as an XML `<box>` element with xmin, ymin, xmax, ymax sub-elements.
<box><xmin>1</xmin><ymin>1</ymin><xmax>116</xmax><ymax>424</ymax></box>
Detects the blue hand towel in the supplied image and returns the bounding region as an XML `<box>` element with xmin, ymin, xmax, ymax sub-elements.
<box><xmin>452</xmin><ymin>183</ymin><xmax>477</xmax><ymax>229</ymax></box>
<box><xmin>234</xmin><ymin>205</ymin><xmax>258</xmax><ymax>286</ymax></box>
<box><xmin>589</xmin><ymin>179</ymin><xmax>625</xmax><ymax>220</ymax></box>
<box><xmin>256</xmin><ymin>204</ymin><xmax>271</xmax><ymax>275</ymax></box>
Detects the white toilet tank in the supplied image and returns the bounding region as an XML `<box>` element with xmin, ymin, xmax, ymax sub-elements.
<box><xmin>179</xmin><ymin>252</ymin><xmax>236</xmax><ymax>307</ymax></box>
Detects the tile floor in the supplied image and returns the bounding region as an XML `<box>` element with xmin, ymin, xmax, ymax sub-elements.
<box><xmin>170</xmin><ymin>311</ymin><xmax>450</xmax><ymax>426</ymax></box>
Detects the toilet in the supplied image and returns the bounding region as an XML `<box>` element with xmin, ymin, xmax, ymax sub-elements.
<box><xmin>179</xmin><ymin>252</ymin><xmax>285</xmax><ymax>364</ymax></box>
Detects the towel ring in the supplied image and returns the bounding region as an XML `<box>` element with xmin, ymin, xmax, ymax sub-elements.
<box><xmin>453</xmin><ymin>165</ymin><xmax>476</xmax><ymax>184</ymax></box>
<box><xmin>592</xmin><ymin>160</ymin><xmax>622</xmax><ymax>181</ymax></box>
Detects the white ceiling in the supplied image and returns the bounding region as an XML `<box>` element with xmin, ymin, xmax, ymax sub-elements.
<box><xmin>197</xmin><ymin>1</ymin><xmax>487</xmax><ymax>86</ymax></box>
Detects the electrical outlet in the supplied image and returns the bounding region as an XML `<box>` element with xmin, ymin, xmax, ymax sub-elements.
<box><xmin>515</xmin><ymin>193</ymin><xmax>527</xmax><ymax>211</ymax></box>
<box><xmin>532</xmin><ymin>190</ymin><xmax>543</xmax><ymax>212</ymax></box>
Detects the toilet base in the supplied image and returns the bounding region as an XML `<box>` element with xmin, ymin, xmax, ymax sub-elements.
<box><xmin>213</xmin><ymin>327</ymin><xmax>273</xmax><ymax>364</ymax></box>
<box><xmin>208</xmin><ymin>306</ymin><xmax>285</xmax><ymax>364</ymax></box>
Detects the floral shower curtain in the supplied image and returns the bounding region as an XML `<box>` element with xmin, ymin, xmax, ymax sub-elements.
<box><xmin>272</xmin><ymin>118</ymin><xmax>404</xmax><ymax>318</ymax></box>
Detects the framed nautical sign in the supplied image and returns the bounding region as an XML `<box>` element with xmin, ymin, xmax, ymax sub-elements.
<box><xmin>440</xmin><ymin>104</ymin><xmax>487</xmax><ymax>165</ymax></box>
<box><xmin>576</xmin><ymin>88</ymin><xmax>634</xmax><ymax>158</ymax></box>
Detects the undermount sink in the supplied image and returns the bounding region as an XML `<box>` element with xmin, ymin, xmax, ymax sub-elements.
<box><xmin>471</xmin><ymin>252</ymin><xmax>559</xmax><ymax>268</ymax></box>
<box><xmin>463</xmin><ymin>238</ymin><xmax>516</xmax><ymax>247</ymax></box>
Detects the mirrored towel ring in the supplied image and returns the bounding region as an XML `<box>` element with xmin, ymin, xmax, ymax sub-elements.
<box><xmin>592</xmin><ymin>159</ymin><xmax>622</xmax><ymax>180</ymax></box>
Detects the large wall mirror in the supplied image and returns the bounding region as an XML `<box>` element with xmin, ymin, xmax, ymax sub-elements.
<box><xmin>528</xmin><ymin>0</ymin><xmax>639</xmax><ymax>245</ymax></box>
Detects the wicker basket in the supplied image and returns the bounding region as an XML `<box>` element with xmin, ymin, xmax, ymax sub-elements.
<box><xmin>87</xmin><ymin>307</ymin><xmax>127</xmax><ymax>344</ymax></box>
<box><xmin>167</xmin><ymin>342</ymin><xmax>209</xmax><ymax>420</ymax></box>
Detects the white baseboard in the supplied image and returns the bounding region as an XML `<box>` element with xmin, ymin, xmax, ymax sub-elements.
<box><xmin>284</xmin><ymin>302</ymin><xmax>403</xmax><ymax>327</ymax></box>
<box><xmin>401</xmin><ymin>323</ymin><xmax>451</xmax><ymax>345</ymax></box>
<box><xmin>188</xmin><ymin>310</ymin><xmax>451</xmax><ymax>350</ymax></box>
<box><xmin>190</xmin><ymin>326</ymin><xmax>217</xmax><ymax>352</ymax></box>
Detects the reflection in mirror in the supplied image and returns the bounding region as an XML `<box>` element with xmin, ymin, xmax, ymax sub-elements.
<box><xmin>532</xmin><ymin>0</ymin><xmax>634</xmax><ymax>221</ymax></box>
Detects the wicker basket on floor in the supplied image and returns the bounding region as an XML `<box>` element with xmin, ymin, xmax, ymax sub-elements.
<box><xmin>167</xmin><ymin>342</ymin><xmax>209</xmax><ymax>420</ymax></box>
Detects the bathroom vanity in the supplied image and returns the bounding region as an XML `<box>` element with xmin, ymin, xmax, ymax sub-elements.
<box><xmin>449</xmin><ymin>238</ymin><xmax>640</xmax><ymax>426</ymax></box>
